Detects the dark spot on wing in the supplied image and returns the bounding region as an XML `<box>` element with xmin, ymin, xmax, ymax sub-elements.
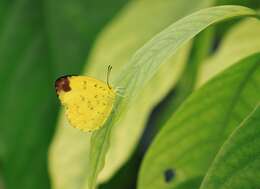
<box><xmin>164</xmin><ymin>169</ymin><xmax>175</xmax><ymax>183</ymax></box>
<box><xmin>80</xmin><ymin>95</ymin><xmax>85</xmax><ymax>101</ymax></box>
<box><xmin>55</xmin><ymin>75</ymin><xmax>73</xmax><ymax>93</ymax></box>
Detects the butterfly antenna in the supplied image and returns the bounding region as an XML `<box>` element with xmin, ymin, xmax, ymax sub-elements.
<box><xmin>107</xmin><ymin>65</ymin><xmax>112</xmax><ymax>89</ymax></box>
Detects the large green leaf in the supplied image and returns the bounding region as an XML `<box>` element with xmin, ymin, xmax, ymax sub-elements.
<box><xmin>198</xmin><ymin>17</ymin><xmax>260</xmax><ymax>86</ymax></box>
<box><xmin>49</xmin><ymin>0</ymin><xmax>214</xmax><ymax>188</ymax></box>
<box><xmin>138</xmin><ymin>53</ymin><xmax>260</xmax><ymax>189</ymax></box>
<box><xmin>0</xmin><ymin>0</ymin><xmax>128</xmax><ymax>189</ymax></box>
<box><xmin>89</xmin><ymin>6</ymin><xmax>258</xmax><ymax>189</ymax></box>
<box><xmin>200</xmin><ymin>105</ymin><xmax>260</xmax><ymax>189</ymax></box>
<box><xmin>88</xmin><ymin>0</ymin><xmax>213</xmax><ymax>183</ymax></box>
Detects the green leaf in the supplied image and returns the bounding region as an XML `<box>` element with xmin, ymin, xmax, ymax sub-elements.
<box><xmin>151</xmin><ymin>27</ymin><xmax>214</xmax><ymax>135</ymax></box>
<box><xmin>198</xmin><ymin>17</ymin><xmax>260</xmax><ymax>86</ymax></box>
<box><xmin>91</xmin><ymin>6</ymin><xmax>258</xmax><ymax>189</ymax></box>
<box><xmin>200</xmin><ymin>105</ymin><xmax>260</xmax><ymax>189</ymax></box>
<box><xmin>89</xmin><ymin>0</ymin><xmax>212</xmax><ymax>183</ymax></box>
<box><xmin>49</xmin><ymin>0</ymin><xmax>214</xmax><ymax>188</ymax></box>
<box><xmin>174</xmin><ymin>177</ymin><xmax>203</xmax><ymax>189</ymax></box>
<box><xmin>138</xmin><ymin>53</ymin><xmax>260</xmax><ymax>189</ymax></box>
<box><xmin>0</xmin><ymin>0</ymin><xmax>128</xmax><ymax>189</ymax></box>
<box><xmin>0</xmin><ymin>165</ymin><xmax>4</xmax><ymax>189</ymax></box>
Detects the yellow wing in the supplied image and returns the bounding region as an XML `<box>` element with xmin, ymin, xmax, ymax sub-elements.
<box><xmin>55</xmin><ymin>75</ymin><xmax>116</xmax><ymax>132</ymax></box>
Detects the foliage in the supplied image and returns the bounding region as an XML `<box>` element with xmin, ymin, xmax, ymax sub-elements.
<box><xmin>0</xmin><ymin>1</ymin><xmax>260</xmax><ymax>189</ymax></box>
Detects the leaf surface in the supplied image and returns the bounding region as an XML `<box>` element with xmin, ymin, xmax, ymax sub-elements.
<box><xmin>91</xmin><ymin>6</ymin><xmax>258</xmax><ymax>189</ymax></box>
<box><xmin>138</xmin><ymin>53</ymin><xmax>260</xmax><ymax>189</ymax></box>
<box><xmin>200</xmin><ymin>105</ymin><xmax>260</xmax><ymax>189</ymax></box>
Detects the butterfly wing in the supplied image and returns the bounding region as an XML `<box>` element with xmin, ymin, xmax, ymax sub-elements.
<box><xmin>55</xmin><ymin>76</ymin><xmax>116</xmax><ymax>131</ymax></box>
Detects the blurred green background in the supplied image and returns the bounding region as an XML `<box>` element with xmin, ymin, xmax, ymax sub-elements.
<box><xmin>0</xmin><ymin>0</ymin><xmax>259</xmax><ymax>189</ymax></box>
<box><xmin>0</xmin><ymin>1</ymin><xmax>128</xmax><ymax>188</ymax></box>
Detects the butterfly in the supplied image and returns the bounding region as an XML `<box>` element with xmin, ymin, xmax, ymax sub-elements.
<box><xmin>55</xmin><ymin>65</ymin><xmax>116</xmax><ymax>132</ymax></box>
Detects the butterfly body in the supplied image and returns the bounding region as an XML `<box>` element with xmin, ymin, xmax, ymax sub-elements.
<box><xmin>55</xmin><ymin>75</ymin><xmax>116</xmax><ymax>132</ymax></box>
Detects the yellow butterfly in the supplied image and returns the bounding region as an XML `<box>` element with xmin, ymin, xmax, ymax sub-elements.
<box><xmin>55</xmin><ymin>66</ymin><xmax>116</xmax><ymax>132</ymax></box>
